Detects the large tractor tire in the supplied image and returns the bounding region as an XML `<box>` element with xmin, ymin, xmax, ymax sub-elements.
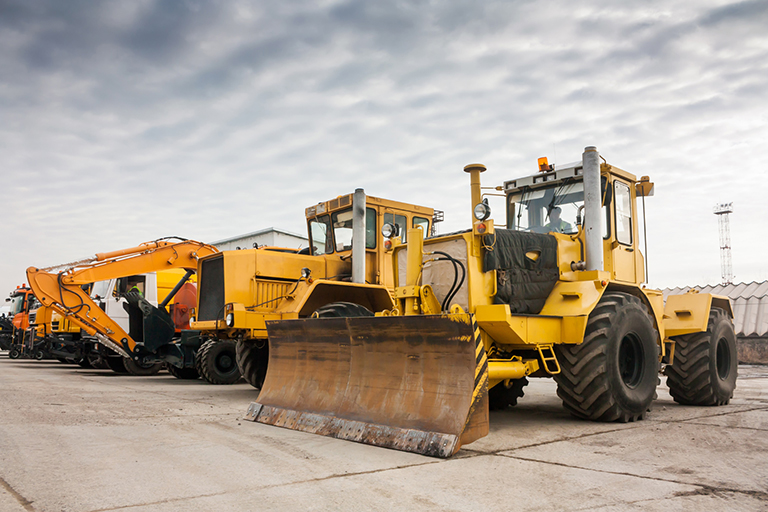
<box><xmin>106</xmin><ymin>356</ymin><xmax>129</xmax><ymax>374</ymax></box>
<box><xmin>236</xmin><ymin>340</ymin><xmax>268</xmax><ymax>389</ymax></box>
<box><xmin>312</xmin><ymin>302</ymin><xmax>374</xmax><ymax>318</ymax></box>
<box><xmin>196</xmin><ymin>339</ymin><xmax>241</xmax><ymax>385</ymax></box>
<box><xmin>489</xmin><ymin>377</ymin><xmax>529</xmax><ymax>410</ymax></box>
<box><xmin>554</xmin><ymin>292</ymin><xmax>659</xmax><ymax>422</ymax></box>
<box><xmin>167</xmin><ymin>364</ymin><xmax>200</xmax><ymax>380</ymax></box>
<box><xmin>123</xmin><ymin>357</ymin><xmax>164</xmax><ymax>376</ymax></box>
<box><xmin>665</xmin><ymin>307</ymin><xmax>737</xmax><ymax>406</ymax></box>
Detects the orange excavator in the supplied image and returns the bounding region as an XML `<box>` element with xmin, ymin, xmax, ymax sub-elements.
<box><xmin>26</xmin><ymin>238</ymin><xmax>223</xmax><ymax>378</ymax></box>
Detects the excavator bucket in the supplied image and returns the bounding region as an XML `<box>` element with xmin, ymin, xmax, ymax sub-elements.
<box><xmin>244</xmin><ymin>314</ymin><xmax>489</xmax><ymax>458</ymax></box>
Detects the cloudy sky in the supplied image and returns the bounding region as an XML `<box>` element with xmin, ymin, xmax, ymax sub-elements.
<box><xmin>2</xmin><ymin>0</ymin><xmax>767</xmax><ymax>299</ymax></box>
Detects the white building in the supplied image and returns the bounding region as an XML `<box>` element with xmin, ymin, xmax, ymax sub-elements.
<box><xmin>212</xmin><ymin>227</ymin><xmax>308</xmax><ymax>252</ymax></box>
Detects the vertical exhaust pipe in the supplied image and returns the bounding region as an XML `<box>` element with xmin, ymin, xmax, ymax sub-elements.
<box><xmin>582</xmin><ymin>146</ymin><xmax>603</xmax><ymax>272</ymax></box>
<box><xmin>352</xmin><ymin>188</ymin><xmax>366</xmax><ymax>284</ymax></box>
<box><xmin>464</xmin><ymin>163</ymin><xmax>487</xmax><ymax>223</ymax></box>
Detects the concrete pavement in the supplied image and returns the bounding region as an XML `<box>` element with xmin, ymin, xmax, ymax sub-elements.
<box><xmin>0</xmin><ymin>355</ymin><xmax>766</xmax><ymax>511</ymax></box>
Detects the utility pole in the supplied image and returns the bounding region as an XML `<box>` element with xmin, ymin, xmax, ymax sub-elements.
<box><xmin>713</xmin><ymin>203</ymin><xmax>733</xmax><ymax>285</ymax></box>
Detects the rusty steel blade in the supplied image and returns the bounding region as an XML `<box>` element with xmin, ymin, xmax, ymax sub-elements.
<box><xmin>244</xmin><ymin>314</ymin><xmax>489</xmax><ymax>458</ymax></box>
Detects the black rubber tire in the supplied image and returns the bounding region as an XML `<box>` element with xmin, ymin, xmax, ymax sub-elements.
<box><xmin>35</xmin><ymin>350</ymin><xmax>45</xmax><ymax>361</ymax></box>
<box><xmin>665</xmin><ymin>307</ymin><xmax>737</xmax><ymax>406</ymax></box>
<box><xmin>123</xmin><ymin>357</ymin><xmax>164</xmax><ymax>376</ymax></box>
<box><xmin>236</xmin><ymin>340</ymin><xmax>269</xmax><ymax>390</ymax></box>
<box><xmin>106</xmin><ymin>356</ymin><xmax>129</xmax><ymax>374</ymax></box>
<box><xmin>489</xmin><ymin>377</ymin><xmax>529</xmax><ymax>410</ymax></box>
<box><xmin>166</xmin><ymin>364</ymin><xmax>200</xmax><ymax>380</ymax></box>
<box><xmin>9</xmin><ymin>348</ymin><xmax>21</xmax><ymax>359</ymax></box>
<box><xmin>312</xmin><ymin>302</ymin><xmax>374</xmax><ymax>318</ymax></box>
<box><xmin>196</xmin><ymin>339</ymin><xmax>241</xmax><ymax>384</ymax></box>
<box><xmin>554</xmin><ymin>292</ymin><xmax>659</xmax><ymax>422</ymax></box>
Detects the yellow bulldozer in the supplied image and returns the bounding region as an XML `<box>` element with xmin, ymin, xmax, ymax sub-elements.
<box><xmin>190</xmin><ymin>191</ymin><xmax>438</xmax><ymax>389</ymax></box>
<box><xmin>244</xmin><ymin>146</ymin><xmax>738</xmax><ymax>458</ymax></box>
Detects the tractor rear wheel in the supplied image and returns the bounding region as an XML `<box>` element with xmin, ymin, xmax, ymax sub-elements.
<box><xmin>123</xmin><ymin>357</ymin><xmax>163</xmax><ymax>376</ymax></box>
<box><xmin>197</xmin><ymin>339</ymin><xmax>241</xmax><ymax>384</ymax></box>
<box><xmin>665</xmin><ymin>307</ymin><xmax>737</xmax><ymax>405</ymax></box>
<box><xmin>554</xmin><ymin>292</ymin><xmax>659</xmax><ymax>422</ymax></box>
<box><xmin>236</xmin><ymin>340</ymin><xmax>269</xmax><ymax>390</ymax></box>
<box><xmin>167</xmin><ymin>364</ymin><xmax>200</xmax><ymax>380</ymax></box>
<box><xmin>489</xmin><ymin>377</ymin><xmax>528</xmax><ymax>410</ymax></box>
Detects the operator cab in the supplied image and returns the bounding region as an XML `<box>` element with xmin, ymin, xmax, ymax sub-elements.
<box><xmin>502</xmin><ymin>157</ymin><xmax>652</xmax><ymax>285</ymax></box>
<box><xmin>504</xmin><ymin>160</ymin><xmax>610</xmax><ymax>238</ymax></box>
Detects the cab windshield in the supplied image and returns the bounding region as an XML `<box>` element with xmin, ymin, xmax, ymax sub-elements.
<box><xmin>308</xmin><ymin>208</ymin><xmax>377</xmax><ymax>255</ymax></box>
<box><xmin>9</xmin><ymin>296</ymin><xmax>25</xmax><ymax>316</ymax></box>
<box><xmin>508</xmin><ymin>179</ymin><xmax>583</xmax><ymax>234</ymax></box>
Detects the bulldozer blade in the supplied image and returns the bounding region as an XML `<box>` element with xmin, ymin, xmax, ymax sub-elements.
<box><xmin>245</xmin><ymin>314</ymin><xmax>489</xmax><ymax>458</ymax></box>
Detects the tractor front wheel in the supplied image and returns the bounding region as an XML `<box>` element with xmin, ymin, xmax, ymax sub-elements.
<box><xmin>554</xmin><ymin>292</ymin><xmax>659</xmax><ymax>422</ymax></box>
<box><xmin>197</xmin><ymin>339</ymin><xmax>241</xmax><ymax>385</ymax></box>
<box><xmin>236</xmin><ymin>340</ymin><xmax>269</xmax><ymax>390</ymax></box>
<box><xmin>665</xmin><ymin>307</ymin><xmax>737</xmax><ymax>405</ymax></box>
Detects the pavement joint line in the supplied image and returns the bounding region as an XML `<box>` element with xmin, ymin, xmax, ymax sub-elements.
<box><xmin>85</xmin><ymin>460</ymin><xmax>444</xmax><ymax>512</ymax></box>
<box><xmin>497</xmin><ymin>453</ymin><xmax>768</xmax><ymax>501</ymax></box>
<box><xmin>681</xmin><ymin>421</ymin><xmax>768</xmax><ymax>432</ymax></box>
<box><xmin>0</xmin><ymin>475</ymin><xmax>36</xmax><ymax>512</ymax></box>
<box><xmin>460</xmin><ymin>404</ymin><xmax>768</xmax><ymax>457</ymax></box>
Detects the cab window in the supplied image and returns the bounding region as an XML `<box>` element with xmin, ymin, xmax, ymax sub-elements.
<box><xmin>330</xmin><ymin>207</ymin><xmax>378</xmax><ymax>252</ymax></box>
<box><xmin>614</xmin><ymin>181</ymin><xmax>632</xmax><ymax>245</ymax></box>
<box><xmin>118</xmin><ymin>276</ymin><xmax>146</xmax><ymax>296</ymax></box>
<box><xmin>366</xmin><ymin>208</ymin><xmax>376</xmax><ymax>249</ymax></box>
<box><xmin>413</xmin><ymin>216</ymin><xmax>430</xmax><ymax>238</ymax></box>
<box><xmin>309</xmin><ymin>215</ymin><xmax>333</xmax><ymax>255</ymax></box>
<box><xmin>383</xmin><ymin>213</ymin><xmax>408</xmax><ymax>242</ymax></box>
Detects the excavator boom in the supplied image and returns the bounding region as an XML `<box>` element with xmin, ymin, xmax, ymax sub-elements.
<box><xmin>26</xmin><ymin>239</ymin><xmax>218</xmax><ymax>356</ymax></box>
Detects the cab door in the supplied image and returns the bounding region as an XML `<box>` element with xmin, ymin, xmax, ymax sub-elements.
<box><xmin>611</xmin><ymin>180</ymin><xmax>637</xmax><ymax>283</ymax></box>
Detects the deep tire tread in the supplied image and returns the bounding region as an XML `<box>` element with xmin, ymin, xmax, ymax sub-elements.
<box><xmin>665</xmin><ymin>308</ymin><xmax>737</xmax><ymax>406</ymax></box>
<box><xmin>197</xmin><ymin>339</ymin><xmax>241</xmax><ymax>385</ymax></box>
<box><xmin>554</xmin><ymin>292</ymin><xmax>658</xmax><ymax>423</ymax></box>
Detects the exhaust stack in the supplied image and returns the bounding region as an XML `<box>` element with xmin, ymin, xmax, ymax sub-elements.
<box><xmin>582</xmin><ymin>146</ymin><xmax>603</xmax><ymax>272</ymax></box>
<box><xmin>352</xmin><ymin>188</ymin><xmax>366</xmax><ymax>284</ymax></box>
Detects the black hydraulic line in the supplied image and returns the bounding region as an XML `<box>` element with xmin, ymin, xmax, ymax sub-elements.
<box><xmin>435</xmin><ymin>257</ymin><xmax>458</xmax><ymax>312</ymax></box>
<box><xmin>432</xmin><ymin>251</ymin><xmax>466</xmax><ymax>312</ymax></box>
<box><xmin>159</xmin><ymin>269</ymin><xmax>194</xmax><ymax>309</ymax></box>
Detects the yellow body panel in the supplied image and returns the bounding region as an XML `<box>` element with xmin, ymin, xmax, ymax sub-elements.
<box><xmin>194</xmin><ymin>193</ymin><xmax>433</xmax><ymax>341</ymax></box>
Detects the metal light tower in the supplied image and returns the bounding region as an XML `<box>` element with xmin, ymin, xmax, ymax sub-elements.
<box><xmin>713</xmin><ymin>202</ymin><xmax>733</xmax><ymax>285</ymax></box>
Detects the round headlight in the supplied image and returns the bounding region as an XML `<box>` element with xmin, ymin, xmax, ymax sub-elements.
<box><xmin>381</xmin><ymin>222</ymin><xmax>399</xmax><ymax>238</ymax></box>
<box><xmin>473</xmin><ymin>201</ymin><xmax>491</xmax><ymax>221</ymax></box>
<box><xmin>225</xmin><ymin>313</ymin><xmax>234</xmax><ymax>327</ymax></box>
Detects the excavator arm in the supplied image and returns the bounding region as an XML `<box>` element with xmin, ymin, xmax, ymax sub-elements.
<box><xmin>26</xmin><ymin>239</ymin><xmax>218</xmax><ymax>358</ymax></box>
